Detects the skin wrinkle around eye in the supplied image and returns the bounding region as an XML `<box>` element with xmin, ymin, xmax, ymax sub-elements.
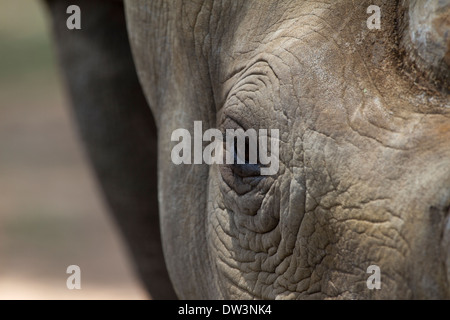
<box><xmin>218</xmin><ymin>57</ymin><xmax>284</xmax><ymax>110</ymax></box>
<box><xmin>218</xmin><ymin>60</ymin><xmax>284</xmax><ymax>192</ymax></box>
<box><xmin>209</xmin><ymin>56</ymin><xmax>307</xmax><ymax>299</ymax></box>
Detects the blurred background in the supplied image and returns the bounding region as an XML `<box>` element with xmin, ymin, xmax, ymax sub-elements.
<box><xmin>0</xmin><ymin>0</ymin><xmax>147</xmax><ymax>299</ymax></box>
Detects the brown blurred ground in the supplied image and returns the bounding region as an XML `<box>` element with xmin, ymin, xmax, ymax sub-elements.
<box><xmin>0</xmin><ymin>0</ymin><xmax>147</xmax><ymax>299</ymax></box>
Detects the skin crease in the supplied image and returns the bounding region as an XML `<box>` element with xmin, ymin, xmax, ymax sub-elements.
<box><xmin>125</xmin><ymin>0</ymin><xmax>450</xmax><ymax>299</ymax></box>
<box><xmin>47</xmin><ymin>0</ymin><xmax>449</xmax><ymax>299</ymax></box>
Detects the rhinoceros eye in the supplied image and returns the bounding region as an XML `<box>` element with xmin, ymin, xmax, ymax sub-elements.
<box><xmin>228</xmin><ymin>135</ymin><xmax>261</xmax><ymax>177</ymax></box>
<box><xmin>219</xmin><ymin>118</ymin><xmax>264</xmax><ymax>195</ymax></box>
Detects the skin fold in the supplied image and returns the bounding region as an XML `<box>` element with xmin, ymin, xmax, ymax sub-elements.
<box><xmin>48</xmin><ymin>0</ymin><xmax>450</xmax><ymax>299</ymax></box>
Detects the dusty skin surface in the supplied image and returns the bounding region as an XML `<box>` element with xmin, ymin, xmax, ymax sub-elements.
<box><xmin>0</xmin><ymin>0</ymin><xmax>146</xmax><ymax>299</ymax></box>
<box><xmin>126</xmin><ymin>0</ymin><xmax>450</xmax><ymax>299</ymax></box>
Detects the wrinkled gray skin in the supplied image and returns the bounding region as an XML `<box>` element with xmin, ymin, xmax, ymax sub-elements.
<box><xmin>47</xmin><ymin>0</ymin><xmax>450</xmax><ymax>299</ymax></box>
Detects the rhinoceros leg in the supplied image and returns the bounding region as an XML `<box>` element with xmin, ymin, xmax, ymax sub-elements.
<box><xmin>44</xmin><ymin>0</ymin><xmax>176</xmax><ymax>299</ymax></box>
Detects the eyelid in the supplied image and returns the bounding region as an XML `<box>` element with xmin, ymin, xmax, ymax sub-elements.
<box><xmin>220</xmin><ymin>126</ymin><xmax>263</xmax><ymax>184</ymax></box>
